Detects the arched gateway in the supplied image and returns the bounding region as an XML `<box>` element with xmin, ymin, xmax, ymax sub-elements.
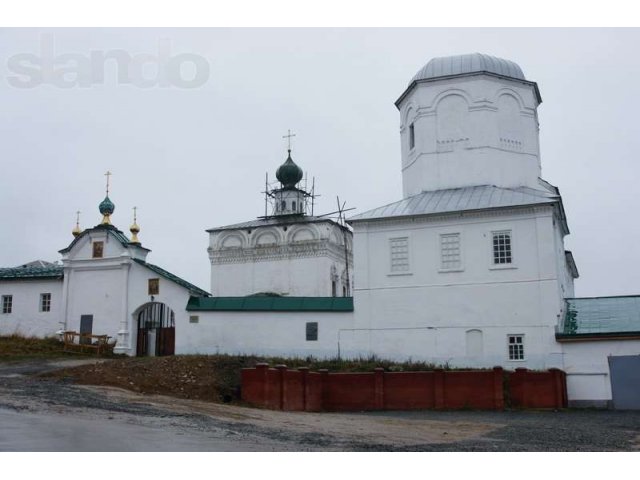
<box><xmin>135</xmin><ymin>302</ymin><xmax>175</xmax><ymax>356</ymax></box>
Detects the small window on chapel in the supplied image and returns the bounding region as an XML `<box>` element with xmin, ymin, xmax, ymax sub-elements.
<box><xmin>40</xmin><ymin>293</ymin><xmax>51</xmax><ymax>312</ymax></box>
<box><xmin>148</xmin><ymin>278</ymin><xmax>159</xmax><ymax>295</ymax></box>
<box><xmin>92</xmin><ymin>241</ymin><xmax>104</xmax><ymax>258</ymax></box>
<box><xmin>409</xmin><ymin>123</ymin><xmax>415</xmax><ymax>150</ymax></box>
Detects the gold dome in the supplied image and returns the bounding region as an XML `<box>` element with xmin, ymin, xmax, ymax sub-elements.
<box><xmin>72</xmin><ymin>225</ymin><xmax>82</xmax><ymax>237</ymax></box>
<box><xmin>129</xmin><ymin>207</ymin><xmax>140</xmax><ymax>244</ymax></box>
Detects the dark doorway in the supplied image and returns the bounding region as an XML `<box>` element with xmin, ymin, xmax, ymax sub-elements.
<box><xmin>79</xmin><ymin>315</ymin><xmax>93</xmax><ymax>345</ymax></box>
<box><xmin>135</xmin><ymin>303</ymin><xmax>175</xmax><ymax>357</ymax></box>
<box><xmin>608</xmin><ymin>355</ymin><xmax>640</xmax><ymax>410</ymax></box>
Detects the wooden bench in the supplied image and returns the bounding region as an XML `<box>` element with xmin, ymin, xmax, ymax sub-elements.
<box><xmin>63</xmin><ymin>331</ymin><xmax>112</xmax><ymax>356</ymax></box>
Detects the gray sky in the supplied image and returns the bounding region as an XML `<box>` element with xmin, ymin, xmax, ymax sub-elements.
<box><xmin>1</xmin><ymin>28</ymin><xmax>638</xmax><ymax>297</ymax></box>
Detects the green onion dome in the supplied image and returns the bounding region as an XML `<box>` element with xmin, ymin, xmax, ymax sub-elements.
<box><xmin>99</xmin><ymin>196</ymin><xmax>115</xmax><ymax>215</ymax></box>
<box><xmin>276</xmin><ymin>150</ymin><xmax>304</xmax><ymax>188</ymax></box>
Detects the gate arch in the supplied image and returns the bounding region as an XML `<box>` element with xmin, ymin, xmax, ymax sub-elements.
<box><xmin>135</xmin><ymin>302</ymin><xmax>175</xmax><ymax>357</ymax></box>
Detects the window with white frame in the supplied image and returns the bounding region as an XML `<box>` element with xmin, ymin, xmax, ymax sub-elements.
<box><xmin>492</xmin><ymin>231</ymin><xmax>512</xmax><ymax>265</ymax></box>
<box><xmin>508</xmin><ymin>334</ymin><xmax>525</xmax><ymax>360</ymax></box>
<box><xmin>390</xmin><ymin>237</ymin><xmax>410</xmax><ymax>272</ymax></box>
<box><xmin>2</xmin><ymin>295</ymin><xmax>12</xmax><ymax>314</ymax></box>
<box><xmin>440</xmin><ymin>233</ymin><xmax>461</xmax><ymax>270</ymax></box>
<box><xmin>40</xmin><ymin>293</ymin><xmax>51</xmax><ymax>312</ymax></box>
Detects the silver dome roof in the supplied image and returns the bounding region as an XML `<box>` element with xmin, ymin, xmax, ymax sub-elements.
<box><xmin>411</xmin><ymin>53</ymin><xmax>526</xmax><ymax>83</ymax></box>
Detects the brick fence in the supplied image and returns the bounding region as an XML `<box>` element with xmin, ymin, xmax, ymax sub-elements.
<box><xmin>241</xmin><ymin>364</ymin><xmax>567</xmax><ymax>411</ymax></box>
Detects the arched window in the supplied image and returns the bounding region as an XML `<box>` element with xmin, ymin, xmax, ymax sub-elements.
<box><xmin>292</xmin><ymin>201</ymin><xmax>296</xmax><ymax>211</ymax></box>
<box><xmin>280</xmin><ymin>200</ymin><xmax>286</xmax><ymax>211</ymax></box>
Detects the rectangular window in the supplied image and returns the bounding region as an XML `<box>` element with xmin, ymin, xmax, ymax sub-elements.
<box><xmin>189</xmin><ymin>315</ymin><xmax>199</xmax><ymax>324</ymax></box>
<box><xmin>40</xmin><ymin>293</ymin><xmax>51</xmax><ymax>312</ymax></box>
<box><xmin>492</xmin><ymin>231</ymin><xmax>512</xmax><ymax>265</ymax></box>
<box><xmin>306</xmin><ymin>322</ymin><xmax>318</xmax><ymax>341</ymax></box>
<box><xmin>390</xmin><ymin>237</ymin><xmax>410</xmax><ymax>273</ymax></box>
<box><xmin>2</xmin><ymin>295</ymin><xmax>12</xmax><ymax>314</ymax></box>
<box><xmin>148</xmin><ymin>278</ymin><xmax>159</xmax><ymax>296</ymax></box>
<box><xmin>409</xmin><ymin>123</ymin><xmax>415</xmax><ymax>150</ymax></box>
<box><xmin>92</xmin><ymin>241</ymin><xmax>104</xmax><ymax>258</ymax></box>
<box><xmin>508</xmin><ymin>334</ymin><xmax>525</xmax><ymax>360</ymax></box>
<box><xmin>440</xmin><ymin>233</ymin><xmax>461</xmax><ymax>270</ymax></box>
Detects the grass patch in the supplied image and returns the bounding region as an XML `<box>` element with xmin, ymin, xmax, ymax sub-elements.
<box><xmin>0</xmin><ymin>334</ymin><xmax>66</xmax><ymax>359</ymax></box>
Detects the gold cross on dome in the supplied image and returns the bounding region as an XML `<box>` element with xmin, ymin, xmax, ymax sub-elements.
<box><xmin>133</xmin><ymin>206</ymin><xmax>137</xmax><ymax>223</ymax></box>
<box><xmin>104</xmin><ymin>170</ymin><xmax>112</xmax><ymax>195</ymax></box>
<box><xmin>282</xmin><ymin>129</ymin><xmax>296</xmax><ymax>151</ymax></box>
<box><xmin>75</xmin><ymin>210</ymin><xmax>81</xmax><ymax>225</ymax></box>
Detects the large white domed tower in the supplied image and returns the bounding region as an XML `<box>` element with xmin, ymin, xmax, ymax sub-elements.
<box><xmin>395</xmin><ymin>53</ymin><xmax>543</xmax><ymax>197</ymax></box>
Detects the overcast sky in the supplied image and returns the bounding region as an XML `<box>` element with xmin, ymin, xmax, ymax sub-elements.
<box><xmin>0</xmin><ymin>28</ymin><xmax>638</xmax><ymax>297</ymax></box>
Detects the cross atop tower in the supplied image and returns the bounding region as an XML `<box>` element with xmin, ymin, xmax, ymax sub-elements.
<box><xmin>104</xmin><ymin>170</ymin><xmax>112</xmax><ymax>195</ymax></box>
<box><xmin>282</xmin><ymin>129</ymin><xmax>296</xmax><ymax>151</ymax></box>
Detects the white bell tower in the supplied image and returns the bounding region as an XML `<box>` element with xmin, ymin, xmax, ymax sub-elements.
<box><xmin>395</xmin><ymin>53</ymin><xmax>544</xmax><ymax>197</ymax></box>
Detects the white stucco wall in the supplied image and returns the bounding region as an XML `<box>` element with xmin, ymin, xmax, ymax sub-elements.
<box><xmin>0</xmin><ymin>279</ymin><xmax>63</xmax><ymax>337</ymax></box>
<box><xmin>348</xmin><ymin>206</ymin><xmax>568</xmax><ymax>369</ymax></box>
<box><xmin>209</xmin><ymin>221</ymin><xmax>353</xmax><ymax>297</ymax></box>
<box><xmin>561</xmin><ymin>340</ymin><xmax>640</xmax><ymax>406</ymax></box>
<box><xmin>176</xmin><ymin>310</ymin><xmax>354</xmax><ymax>357</ymax></box>
<box><xmin>397</xmin><ymin>75</ymin><xmax>542</xmax><ymax>197</ymax></box>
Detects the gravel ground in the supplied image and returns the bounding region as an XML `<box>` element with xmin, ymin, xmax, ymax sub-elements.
<box><xmin>1</xmin><ymin>359</ymin><xmax>639</xmax><ymax>451</ymax></box>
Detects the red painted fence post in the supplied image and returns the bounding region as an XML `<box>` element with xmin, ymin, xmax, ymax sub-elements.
<box><xmin>434</xmin><ymin>369</ymin><xmax>445</xmax><ymax>409</ymax></box>
<box><xmin>318</xmin><ymin>369</ymin><xmax>329</xmax><ymax>411</ymax></box>
<box><xmin>255</xmin><ymin>363</ymin><xmax>269</xmax><ymax>408</ymax></box>
<box><xmin>275</xmin><ymin>364</ymin><xmax>287</xmax><ymax>411</ymax></box>
<box><xmin>299</xmin><ymin>367</ymin><xmax>309</xmax><ymax>411</ymax></box>
<box><xmin>374</xmin><ymin>368</ymin><xmax>385</xmax><ymax>410</ymax></box>
<box><xmin>549</xmin><ymin>368</ymin><xmax>565</xmax><ymax>408</ymax></box>
<box><xmin>515</xmin><ymin>368</ymin><xmax>528</xmax><ymax>408</ymax></box>
<box><xmin>493</xmin><ymin>367</ymin><xmax>504</xmax><ymax>410</ymax></box>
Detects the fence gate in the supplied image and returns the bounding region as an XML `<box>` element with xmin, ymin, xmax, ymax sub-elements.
<box><xmin>608</xmin><ymin>355</ymin><xmax>640</xmax><ymax>410</ymax></box>
<box><xmin>136</xmin><ymin>302</ymin><xmax>175</xmax><ymax>357</ymax></box>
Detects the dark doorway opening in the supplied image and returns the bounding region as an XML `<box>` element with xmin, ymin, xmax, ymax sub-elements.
<box><xmin>135</xmin><ymin>303</ymin><xmax>175</xmax><ymax>357</ymax></box>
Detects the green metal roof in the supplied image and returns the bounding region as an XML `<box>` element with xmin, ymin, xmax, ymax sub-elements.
<box><xmin>133</xmin><ymin>259</ymin><xmax>210</xmax><ymax>297</ymax></box>
<box><xmin>557</xmin><ymin>296</ymin><xmax>640</xmax><ymax>340</ymax></box>
<box><xmin>187</xmin><ymin>296</ymin><xmax>354</xmax><ymax>312</ymax></box>
<box><xmin>0</xmin><ymin>264</ymin><xmax>63</xmax><ymax>281</ymax></box>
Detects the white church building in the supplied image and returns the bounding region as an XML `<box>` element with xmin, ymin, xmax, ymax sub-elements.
<box><xmin>2</xmin><ymin>53</ymin><xmax>640</xmax><ymax>408</ymax></box>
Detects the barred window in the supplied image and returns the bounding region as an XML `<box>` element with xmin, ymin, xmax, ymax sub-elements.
<box><xmin>440</xmin><ymin>233</ymin><xmax>461</xmax><ymax>270</ymax></box>
<box><xmin>2</xmin><ymin>295</ymin><xmax>12</xmax><ymax>314</ymax></box>
<box><xmin>508</xmin><ymin>334</ymin><xmax>525</xmax><ymax>360</ymax></box>
<box><xmin>40</xmin><ymin>293</ymin><xmax>51</xmax><ymax>312</ymax></box>
<box><xmin>493</xmin><ymin>231</ymin><xmax>512</xmax><ymax>264</ymax></box>
<box><xmin>390</xmin><ymin>237</ymin><xmax>410</xmax><ymax>272</ymax></box>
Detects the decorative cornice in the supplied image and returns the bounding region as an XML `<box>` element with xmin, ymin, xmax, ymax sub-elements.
<box><xmin>351</xmin><ymin>204</ymin><xmax>554</xmax><ymax>231</ymax></box>
<box><xmin>209</xmin><ymin>240</ymin><xmax>353</xmax><ymax>265</ymax></box>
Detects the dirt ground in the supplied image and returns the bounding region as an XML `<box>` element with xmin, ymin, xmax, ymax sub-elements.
<box><xmin>2</xmin><ymin>357</ymin><xmax>640</xmax><ymax>451</ymax></box>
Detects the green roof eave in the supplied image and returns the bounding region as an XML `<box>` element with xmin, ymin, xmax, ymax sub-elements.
<box><xmin>186</xmin><ymin>296</ymin><xmax>354</xmax><ymax>312</ymax></box>
<box><xmin>556</xmin><ymin>331</ymin><xmax>640</xmax><ymax>342</ymax></box>
<box><xmin>133</xmin><ymin>259</ymin><xmax>210</xmax><ymax>297</ymax></box>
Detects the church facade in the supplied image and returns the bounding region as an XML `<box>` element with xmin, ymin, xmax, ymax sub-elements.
<box><xmin>2</xmin><ymin>53</ymin><xmax>640</xmax><ymax>408</ymax></box>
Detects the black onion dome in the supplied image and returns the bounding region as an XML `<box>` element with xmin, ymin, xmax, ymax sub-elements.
<box><xmin>275</xmin><ymin>150</ymin><xmax>303</xmax><ymax>188</ymax></box>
